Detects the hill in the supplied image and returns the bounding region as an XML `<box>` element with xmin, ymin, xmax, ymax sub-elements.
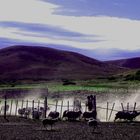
<box><xmin>0</xmin><ymin>45</ymin><xmax>123</xmax><ymax>81</ymax></box>
<box><xmin>105</xmin><ymin>57</ymin><xmax>140</xmax><ymax>69</ymax></box>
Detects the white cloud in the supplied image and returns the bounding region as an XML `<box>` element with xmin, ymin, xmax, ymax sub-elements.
<box><xmin>0</xmin><ymin>0</ymin><xmax>140</xmax><ymax>51</ymax></box>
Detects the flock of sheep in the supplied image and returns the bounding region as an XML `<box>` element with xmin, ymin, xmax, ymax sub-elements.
<box><xmin>1</xmin><ymin>103</ymin><xmax>140</xmax><ymax>131</ymax></box>
<box><xmin>17</xmin><ymin>107</ymin><xmax>98</xmax><ymax>130</ymax></box>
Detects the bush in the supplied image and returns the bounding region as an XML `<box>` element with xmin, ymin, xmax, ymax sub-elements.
<box><xmin>62</xmin><ymin>79</ymin><xmax>76</xmax><ymax>85</ymax></box>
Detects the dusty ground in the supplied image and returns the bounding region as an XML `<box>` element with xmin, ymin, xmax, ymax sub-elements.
<box><xmin>0</xmin><ymin>117</ymin><xmax>140</xmax><ymax>140</ymax></box>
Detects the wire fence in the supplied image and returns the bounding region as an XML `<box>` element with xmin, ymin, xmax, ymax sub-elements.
<box><xmin>0</xmin><ymin>96</ymin><xmax>139</xmax><ymax>122</ymax></box>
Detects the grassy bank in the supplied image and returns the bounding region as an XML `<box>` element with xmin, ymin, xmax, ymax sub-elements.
<box><xmin>0</xmin><ymin>80</ymin><xmax>139</xmax><ymax>93</ymax></box>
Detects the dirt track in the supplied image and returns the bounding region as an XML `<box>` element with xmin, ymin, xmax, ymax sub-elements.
<box><xmin>0</xmin><ymin>117</ymin><xmax>140</xmax><ymax>140</ymax></box>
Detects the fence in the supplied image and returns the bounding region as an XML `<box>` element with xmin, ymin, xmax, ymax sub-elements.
<box><xmin>0</xmin><ymin>96</ymin><xmax>139</xmax><ymax>122</ymax></box>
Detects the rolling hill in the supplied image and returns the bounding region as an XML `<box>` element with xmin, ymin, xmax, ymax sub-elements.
<box><xmin>0</xmin><ymin>45</ymin><xmax>123</xmax><ymax>81</ymax></box>
<box><xmin>105</xmin><ymin>57</ymin><xmax>140</xmax><ymax>69</ymax></box>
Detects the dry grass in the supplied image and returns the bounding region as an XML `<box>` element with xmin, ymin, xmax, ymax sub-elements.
<box><xmin>0</xmin><ymin>116</ymin><xmax>140</xmax><ymax>140</ymax></box>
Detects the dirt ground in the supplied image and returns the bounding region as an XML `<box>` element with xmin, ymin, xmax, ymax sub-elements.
<box><xmin>0</xmin><ymin>117</ymin><xmax>140</xmax><ymax>140</ymax></box>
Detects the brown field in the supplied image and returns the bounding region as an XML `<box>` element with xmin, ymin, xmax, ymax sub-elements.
<box><xmin>0</xmin><ymin>116</ymin><xmax>140</xmax><ymax>140</ymax></box>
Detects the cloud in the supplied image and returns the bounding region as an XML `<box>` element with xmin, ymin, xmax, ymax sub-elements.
<box><xmin>0</xmin><ymin>21</ymin><xmax>99</xmax><ymax>43</ymax></box>
<box><xmin>0</xmin><ymin>0</ymin><xmax>140</xmax><ymax>56</ymax></box>
<box><xmin>42</xmin><ymin>0</ymin><xmax>140</xmax><ymax>19</ymax></box>
<box><xmin>0</xmin><ymin>21</ymin><xmax>85</xmax><ymax>37</ymax></box>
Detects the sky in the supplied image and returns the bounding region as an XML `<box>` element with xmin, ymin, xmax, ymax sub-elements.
<box><xmin>0</xmin><ymin>0</ymin><xmax>140</xmax><ymax>60</ymax></box>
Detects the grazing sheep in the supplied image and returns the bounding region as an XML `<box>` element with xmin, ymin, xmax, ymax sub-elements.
<box><xmin>88</xmin><ymin>119</ymin><xmax>99</xmax><ymax>132</ymax></box>
<box><xmin>18</xmin><ymin>108</ymin><xmax>26</xmax><ymax>116</ymax></box>
<box><xmin>63</xmin><ymin>110</ymin><xmax>82</xmax><ymax>120</ymax></box>
<box><xmin>18</xmin><ymin>107</ymin><xmax>32</xmax><ymax>117</ymax></box>
<box><xmin>88</xmin><ymin>119</ymin><xmax>98</xmax><ymax>129</ymax></box>
<box><xmin>32</xmin><ymin>110</ymin><xmax>42</xmax><ymax>119</ymax></box>
<box><xmin>1</xmin><ymin>105</ymin><xmax>9</xmax><ymax>112</ymax></box>
<box><xmin>83</xmin><ymin>111</ymin><xmax>97</xmax><ymax>120</ymax></box>
<box><xmin>114</xmin><ymin>111</ymin><xmax>140</xmax><ymax>121</ymax></box>
<box><xmin>48</xmin><ymin>111</ymin><xmax>59</xmax><ymax>119</ymax></box>
<box><xmin>42</xmin><ymin>118</ymin><xmax>58</xmax><ymax>130</ymax></box>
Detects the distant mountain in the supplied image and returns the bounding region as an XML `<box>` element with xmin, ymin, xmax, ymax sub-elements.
<box><xmin>105</xmin><ymin>57</ymin><xmax>140</xmax><ymax>69</ymax></box>
<box><xmin>0</xmin><ymin>45</ymin><xmax>123</xmax><ymax>81</ymax></box>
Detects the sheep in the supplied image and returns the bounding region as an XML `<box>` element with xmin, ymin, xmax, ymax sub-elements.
<box><xmin>32</xmin><ymin>110</ymin><xmax>42</xmax><ymax>119</ymax></box>
<box><xmin>88</xmin><ymin>119</ymin><xmax>99</xmax><ymax>133</ymax></box>
<box><xmin>42</xmin><ymin>118</ymin><xmax>58</xmax><ymax>130</ymax></box>
<box><xmin>1</xmin><ymin>105</ymin><xmax>9</xmax><ymax>112</ymax></box>
<box><xmin>83</xmin><ymin>110</ymin><xmax>97</xmax><ymax>120</ymax></box>
<box><xmin>18</xmin><ymin>108</ymin><xmax>26</xmax><ymax>116</ymax></box>
<box><xmin>63</xmin><ymin>110</ymin><xmax>82</xmax><ymax>121</ymax></box>
<box><xmin>48</xmin><ymin>111</ymin><xmax>59</xmax><ymax>119</ymax></box>
<box><xmin>18</xmin><ymin>107</ymin><xmax>32</xmax><ymax>118</ymax></box>
<box><xmin>114</xmin><ymin>111</ymin><xmax>140</xmax><ymax>121</ymax></box>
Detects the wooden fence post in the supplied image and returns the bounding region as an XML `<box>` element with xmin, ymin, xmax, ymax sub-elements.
<box><xmin>67</xmin><ymin>101</ymin><xmax>69</xmax><ymax>111</ymax></box>
<box><xmin>0</xmin><ymin>100</ymin><xmax>1</xmax><ymax>115</ymax></box>
<box><xmin>121</xmin><ymin>103</ymin><xmax>124</xmax><ymax>111</ymax></box>
<box><xmin>26</xmin><ymin>100</ymin><xmax>28</xmax><ymax>109</ymax></box>
<box><xmin>85</xmin><ymin>103</ymin><xmax>87</xmax><ymax>112</ymax></box>
<box><xmin>93</xmin><ymin>95</ymin><xmax>96</xmax><ymax>113</ymax></box>
<box><xmin>4</xmin><ymin>95</ymin><xmax>7</xmax><ymax>119</ymax></box>
<box><xmin>108</xmin><ymin>103</ymin><xmax>115</xmax><ymax>121</ymax></box>
<box><xmin>133</xmin><ymin>102</ymin><xmax>136</xmax><ymax>111</ymax></box>
<box><xmin>44</xmin><ymin>97</ymin><xmax>47</xmax><ymax>118</ymax></box>
<box><xmin>15</xmin><ymin>100</ymin><xmax>18</xmax><ymax>116</ymax></box>
<box><xmin>32</xmin><ymin>100</ymin><xmax>34</xmax><ymax>118</ymax></box>
<box><xmin>10</xmin><ymin>100</ymin><xmax>13</xmax><ymax>115</ymax></box>
<box><xmin>21</xmin><ymin>100</ymin><xmax>24</xmax><ymax>109</ymax></box>
<box><xmin>55</xmin><ymin>100</ymin><xmax>58</xmax><ymax>112</ymax></box>
<box><xmin>93</xmin><ymin>95</ymin><xmax>97</xmax><ymax>119</ymax></box>
<box><xmin>106</xmin><ymin>102</ymin><xmax>109</xmax><ymax>122</ymax></box>
<box><xmin>38</xmin><ymin>100</ymin><xmax>40</xmax><ymax>112</ymax></box>
<box><xmin>60</xmin><ymin>101</ymin><xmax>63</xmax><ymax>118</ymax></box>
<box><xmin>127</xmin><ymin>103</ymin><xmax>129</xmax><ymax>111</ymax></box>
<box><xmin>73</xmin><ymin>100</ymin><xmax>75</xmax><ymax>111</ymax></box>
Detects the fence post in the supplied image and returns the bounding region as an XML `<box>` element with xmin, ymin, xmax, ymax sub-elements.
<box><xmin>55</xmin><ymin>100</ymin><xmax>58</xmax><ymax>112</ymax></box>
<box><xmin>10</xmin><ymin>100</ymin><xmax>13</xmax><ymax>115</ymax></box>
<box><xmin>79</xmin><ymin>100</ymin><xmax>81</xmax><ymax>111</ymax></box>
<box><xmin>0</xmin><ymin>100</ymin><xmax>1</xmax><ymax>115</ymax></box>
<box><xmin>108</xmin><ymin>103</ymin><xmax>115</xmax><ymax>121</ymax></box>
<box><xmin>15</xmin><ymin>100</ymin><xmax>18</xmax><ymax>116</ymax></box>
<box><xmin>73</xmin><ymin>100</ymin><xmax>75</xmax><ymax>111</ymax></box>
<box><xmin>32</xmin><ymin>100</ymin><xmax>34</xmax><ymax>118</ymax></box>
<box><xmin>67</xmin><ymin>101</ymin><xmax>69</xmax><ymax>111</ymax></box>
<box><xmin>21</xmin><ymin>100</ymin><xmax>24</xmax><ymax>109</ymax></box>
<box><xmin>121</xmin><ymin>103</ymin><xmax>124</xmax><ymax>111</ymax></box>
<box><xmin>4</xmin><ymin>95</ymin><xmax>7</xmax><ymax>119</ymax></box>
<box><xmin>133</xmin><ymin>102</ymin><xmax>136</xmax><ymax>111</ymax></box>
<box><xmin>38</xmin><ymin>100</ymin><xmax>40</xmax><ymax>112</ymax></box>
<box><xmin>106</xmin><ymin>102</ymin><xmax>109</xmax><ymax>122</ymax></box>
<box><xmin>44</xmin><ymin>97</ymin><xmax>47</xmax><ymax>118</ymax></box>
<box><xmin>85</xmin><ymin>102</ymin><xmax>87</xmax><ymax>112</ymax></box>
<box><xmin>93</xmin><ymin>95</ymin><xmax>97</xmax><ymax>119</ymax></box>
<box><xmin>127</xmin><ymin>103</ymin><xmax>129</xmax><ymax>111</ymax></box>
<box><xmin>26</xmin><ymin>100</ymin><xmax>28</xmax><ymax>109</ymax></box>
<box><xmin>60</xmin><ymin>101</ymin><xmax>63</xmax><ymax>118</ymax></box>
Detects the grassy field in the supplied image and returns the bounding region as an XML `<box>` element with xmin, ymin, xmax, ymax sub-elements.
<box><xmin>0</xmin><ymin>80</ymin><xmax>140</xmax><ymax>93</ymax></box>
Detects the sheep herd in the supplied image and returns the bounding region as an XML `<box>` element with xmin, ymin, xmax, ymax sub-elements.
<box><xmin>17</xmin><ymin>107</ymin><xmax>98</xmax><ymax>130</ymax></box>
<box><xmin>42</xmin><ymin>110</ymin><xmax>98</xmax><ymax>130</ymax></box>
<box><xmin>1</xmin><ymin>102</ymin><xmax>140</xmax><ymax>131</ymax></box>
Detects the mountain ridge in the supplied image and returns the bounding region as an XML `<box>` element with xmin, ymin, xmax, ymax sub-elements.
<box><xmin>105</xmin><ymin>57</ymin><xmax>140</xmax><ymax>69</ymax></box>
<box><xmin>0</xmin><ymin>45</ymin><xmax>125</xmax><ymax>81</ymax></box>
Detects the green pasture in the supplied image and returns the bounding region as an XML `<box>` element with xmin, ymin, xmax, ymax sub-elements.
<box><xmin>0</xmin><ymin>80</ymin><xmax>139</xmax><ymax>93</ymax></box>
